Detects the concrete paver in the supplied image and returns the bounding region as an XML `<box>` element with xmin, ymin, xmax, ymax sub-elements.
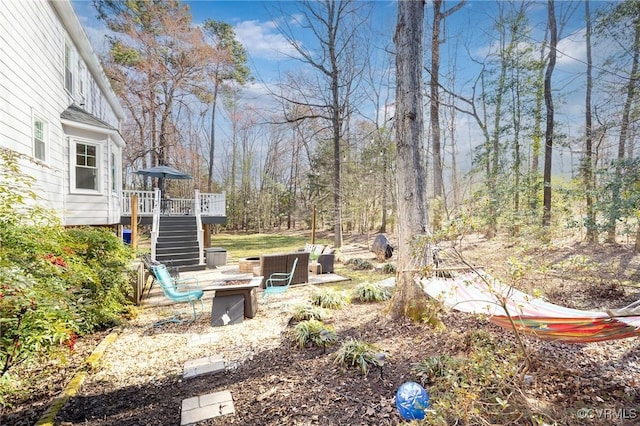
<box><xmin>183</xmin><ymin>354</ymin><xmax>225</xmax><ymax>379</ymax></box>
<box><xmin>180</xmin><ymin>390</ymin><xmax>234</xmax><ymax>425</ymax></box>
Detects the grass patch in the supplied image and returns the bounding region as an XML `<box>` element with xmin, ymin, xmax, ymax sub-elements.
<box><xmin>209</xmin><ymin>233</ymin><xmax>332</xmax><ymax>260</ymax></box>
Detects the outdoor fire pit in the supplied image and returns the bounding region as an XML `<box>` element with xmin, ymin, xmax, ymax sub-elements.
<box><xmin>205</xmin><ymin>276</ymin><xmax>262</xmax><ymax>324</ymax></box>
<box><xmin>238</xmin><ymin>257</ymin><xmax>260</xmax><ymax>273</ymax></box>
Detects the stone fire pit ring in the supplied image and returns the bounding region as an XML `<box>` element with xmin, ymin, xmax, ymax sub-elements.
<box><xmin>238</xmin><ymin>257</ymin><xmax>260</xmax><ymax>273</ymax></box>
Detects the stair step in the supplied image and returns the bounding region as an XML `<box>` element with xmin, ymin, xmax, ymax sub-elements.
<box><xmin>158</xmin><ymin>235</ymin><xmax>199</xmax><ymax>241</ymax></box>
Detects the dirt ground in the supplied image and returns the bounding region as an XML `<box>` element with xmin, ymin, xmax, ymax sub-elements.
<box><xmin>2</xmin><ymin>233</ymin><xmax>640</xmax><ymax>425</ymax></box>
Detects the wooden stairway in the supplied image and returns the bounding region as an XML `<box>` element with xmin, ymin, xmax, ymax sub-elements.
<box><xmin>156</xmin><ymin>216</ymin><xmax>205</xmax><ymax>272</ymax></box>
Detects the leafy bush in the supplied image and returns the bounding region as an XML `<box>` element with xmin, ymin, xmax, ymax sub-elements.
<box><xmin>333</xmin><ymin>338</ymin><xmax>387</xmax><ymax>376</ymax></box>
<box><xmin>353</xmin><ymin>282</ymin><xmax>391</xmax><ymax>302</ymax></box>
<box><xmin>0</xmin><ymin>267</ymin><xmax>74</xmax><ymax>379</ymax></box>
<box><xmin>290</xmin><ymin>319</ymin><xmax>337</xmax><ymax>350</ymax></box>
<box><xmin>0</xmin><ymin>150</ymin><xmax>134</xmax><ymax>381</ymax></box>
<box><xmin>310</xmin><ymin>289</ymin><xmax>349</xmax><ymax>309</ymax></box>
<box><xmin>411</xmin><ymin>331</ymin><xmax>529</xmax><ymax>424</ymax></box>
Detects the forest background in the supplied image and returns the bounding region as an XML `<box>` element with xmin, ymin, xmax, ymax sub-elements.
<box><xmin>74</xmin><ymin>0</ymin><xmax>640</xmax><ymax>249</ymax></box>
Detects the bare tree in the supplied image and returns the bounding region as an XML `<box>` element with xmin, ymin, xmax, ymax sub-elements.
<box><xmin>428</xmin><ymin>0</ymin><xmax>465</xmax><ymax>231</ymax></box>
<box><xmin>273</xmin><ymin>0</ymin><xmax>371</xmax><ymax>248</ymax></box>
<box><xmin>96</xmin><ymin>0</ymin><xmax>211</xmax><ymax>191</ymax></box>
<box><xmin>389</xmin><ymin>0</ymin><xmax>431</xmax><ymax>320</ymax></box>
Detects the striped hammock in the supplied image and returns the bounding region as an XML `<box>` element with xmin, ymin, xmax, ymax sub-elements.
<box><xmin>421</xmin><ymin>271</ymin><xmax>640</xmax><ymax>343</ymax></box>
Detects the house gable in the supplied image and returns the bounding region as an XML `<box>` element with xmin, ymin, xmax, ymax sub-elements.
<box><xmin>0</xmin><ymin>1</ymin><xmax>126</xmax><ymax>226</ymax></box>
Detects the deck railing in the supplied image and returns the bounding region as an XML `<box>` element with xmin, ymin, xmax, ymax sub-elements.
<box><xmin>122</xmin><ymin>189</ymin><xmax>224</xmax><ymax>263</ymax></box>
<box><xmin>122</xmin><ymin>190</ymin><xmax>225</xmax><ymax>217</ymax></box>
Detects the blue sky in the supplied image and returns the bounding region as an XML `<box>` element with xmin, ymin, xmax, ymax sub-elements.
<box><xmin>71</xmin><ymin>0</ymin><xmax>607</xmax><ymax>110</ymax></box>
<box><xmin>71</xmin><ymin>1</ymin><xmax>621</xmax><ymax>176</ymax></box>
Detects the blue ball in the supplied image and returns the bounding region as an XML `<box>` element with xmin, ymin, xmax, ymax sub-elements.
<box><xmin>395</xmin><ymin>381</ymin><xmax>430</xmax><ymax>420</ymax></box>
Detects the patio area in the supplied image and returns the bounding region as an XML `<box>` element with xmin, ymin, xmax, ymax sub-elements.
<box><xmin>141</xmin><ymin>264</ymin><xmax>350</xmax><ymax>308</ymax></box>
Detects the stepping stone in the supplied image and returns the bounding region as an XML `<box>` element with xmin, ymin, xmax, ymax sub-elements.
<box><xmin>187</xmin><ymin>333</ymin><xmax>220</xmax><ymax>347</ymax></box>
<box><xmin>183</xmin><ymin>354</ymin><xmax>225</xmax><ymax>379</ymax></box>
<box><xmin>181</xmin><ymin>390</ymin><xmax>234</xmax><ymax>425</ymax></box>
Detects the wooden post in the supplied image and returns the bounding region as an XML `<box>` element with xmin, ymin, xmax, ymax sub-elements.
<box><xmin>311</xmin><ymin>205</ymin><xmax>316</xmax><ymax>244</ymax></box>
<box><xmin>204</xmin><ymin>223</ymin><xmax>210</xmax><ymax>248</ymax></box>
<box><xmin>131</xmin><ymin>195</ymin><xmax>138</xmax><ymax>249</ymax></box>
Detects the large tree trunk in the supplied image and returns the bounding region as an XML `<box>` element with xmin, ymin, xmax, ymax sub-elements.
<box><xmin>542</xmin><ymin>0</ymin><xmax>557</xmax><ymax>228</ymax></box>
<box><xmin>389</xmin><ymin>0</ymin><xmax>430</xmax><ymax>320</ymax></box>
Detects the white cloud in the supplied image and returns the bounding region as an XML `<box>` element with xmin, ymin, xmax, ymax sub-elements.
<box><xmin>557</xmin><ymin>28</ymin><xmax>587</xmax><ymax>69</ymax></box>
<box><xmin>234</xmin><ymin>20</ymin><xmax>301</xmax><ymax>60</ymax></box>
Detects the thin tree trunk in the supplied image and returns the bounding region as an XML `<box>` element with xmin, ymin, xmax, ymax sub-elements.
<box><xmin>207</xmin><ymin>82</ymin><xmax>219</xmax><ymax>193</ymax></box>
<box><xmin>607</xmin><ymin>16</ymin><xmax>640</xmax><ymax>243</ymax></box>
<box><xmin>542</xmin><ymin>0</ymin><xmax>557</xmax><ymax>228</ymax></box>
<box><xmin>530</xmin><ymin>28</ymin><xmax>547</xmax><ymax>210</ymax></box>
<box><xmin>431</xmin><ymin>0</ymin><xmax>444</xmax><ymax>204</ymax></box>
<box><xmin>584</xmin><ymin>0</ymin><xmax>597</xmax><ymax>243</ymax></box>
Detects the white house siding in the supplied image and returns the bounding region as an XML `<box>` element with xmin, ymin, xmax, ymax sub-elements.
<box><xmin>0</xmin><ymin>0</ymin><xmax>125</xmax><ymax>226</ymax></box>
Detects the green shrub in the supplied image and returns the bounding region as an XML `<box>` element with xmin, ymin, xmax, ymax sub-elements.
<box><xmin>333</xmin><ymin>338</ymin><xmax>387</xmax><ymax>376</ymax></box>
<box><xmin>0</xmin><ymin>151</ymin><xmax>134</xmax><ymax>381</ymax></box>
<box><xmin>346</xmin><ymin>258</ymin><xmax>374</xmax><ymax>270</ymax></box>
<box><xmin>0</xmin><ymin>267</ymin><xmax>75</xmax><ymax>380</ymax></box>
<box><xmin>290</xmin><ymin>319</ymin><xmax>337</xmax><ymax>350</ymax></box>
<box><xmin>310</xmin><ymin>289</ymin><xmax>349</xmax><ymax>309</ymax></box>
<box><xmin>381</xmin><ymin>263</ymin><xmax>396</xmax><ymax>274</ymax></box>
<box><xmin>353</xmin><ymin>282</ymin><xmax>391</xmax><ymax>302</ymax></box>
<box><xmin>412</xmin><ymin>354</ymin><xmax>463</xmax><ymax>385</ymax></box>
<box><xmin>410</xmin><ymin>331</ymin><xmax>527</xmax><ymax>424</ymax></box>
<box><xmin>289</xmin><ymin>304</ymin><xmax>330</xmax><ymax>322</ymax></box>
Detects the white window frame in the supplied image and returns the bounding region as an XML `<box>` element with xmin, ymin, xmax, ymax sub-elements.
<box><xmin>64</xmin><ymin>40</ymin><xmax>74</xmax><ymax>94</ymax></box>
<box><xmin>71</xmin><ymin>139</ymin><xmax>101</xmax><ymax>194</ymax></box>
<box><xmin>33</xmin><ymin>114</ymin><xmax>47</xmax><ymax>161</ymax></box>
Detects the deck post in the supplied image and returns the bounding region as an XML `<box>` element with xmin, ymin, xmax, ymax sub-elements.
<box><xmin>131</xmin><ymin>195</ymin><xmax>138</xmax><ymax>249</ymax></box>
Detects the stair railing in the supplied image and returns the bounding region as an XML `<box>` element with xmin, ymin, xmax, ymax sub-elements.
<box><xmin>151</xmin><ymin>187</ymin><xmax>161</xmax><ymax>261</ymax></box>
<box><xmin>194</xmin><ymin>189</ymin><xmax>204</xmax><ymax>265</ymax></box>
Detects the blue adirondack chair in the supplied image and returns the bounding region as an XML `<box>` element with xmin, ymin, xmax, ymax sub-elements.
<box><xmin>152</xmin><ymin>264</ymin><xmax>204</xmax><ymax>324</ymax></box>
<box><xmin>263</xmin><ymin>257</ymin><xmax>298</xmax><ymax>300</ymax></box>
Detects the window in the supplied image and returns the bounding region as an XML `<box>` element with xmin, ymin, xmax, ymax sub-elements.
<box><xmin>33</xmin><ymin>118</ymin><xmax>46</xmax><ymax>160</ymax></box>
<box><xmin>111</xmin><ymin>152</ymin><xmax>118</xmax><ymax>192</ymax></box>
<box><xmin>75</xmin><ymin>142</ymin><xmax>98</xmax><ymax>191</ymax></box>
<box><xmin>78</xmin><ymin>62</ymin><xmax>84</xmax><ymax>99</ymax></box>
<box><xmin>65</xmin><ymin>42</ymin><xmax>73</xmax><ymax>94</ymax></box>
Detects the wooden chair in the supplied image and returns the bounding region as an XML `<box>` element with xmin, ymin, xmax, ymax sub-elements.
<box><xmin>263</xmin><ymin>257</ymin><xmax>298</xmax><ymax>300</ymax></box>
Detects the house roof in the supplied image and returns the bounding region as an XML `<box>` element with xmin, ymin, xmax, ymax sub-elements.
<box><xmin>61</xmin><ymin>104</ymin><xmax>125</xmax><ymax>148</ymax></box>
<box><xmin>61</xmin><ymin>104</ymin><xmax>117</xmax><ymax>131</ymax></box>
